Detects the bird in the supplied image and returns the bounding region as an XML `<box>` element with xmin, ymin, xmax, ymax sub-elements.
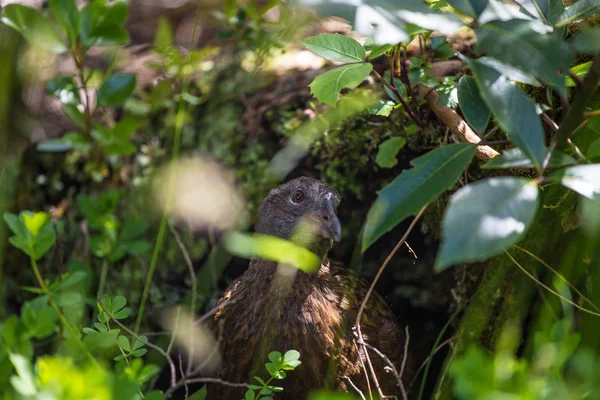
<box><xmin>206</xmin><ymin>177</ymin><xmax>411</xmax><ymax>399</ymax></box>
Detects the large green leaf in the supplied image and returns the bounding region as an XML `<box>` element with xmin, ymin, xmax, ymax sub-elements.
<box><xmin>309</xmin><ymin>63</ymin><xmax>373</xmax><ymax>106</ymax></box>
<box><xmin>468</xmin><ymin>58</ymin><xmax>547</xmax><ymax>169</ymax></box>
<box><xmin>1</xmin><ymin>4</ymin><xmax>66</xmax><ymax>53</ymax></box>
<box><xmin>476</xmin><ymin>20</ymin><xmax>572</xmax><ymax>94</ymax></box>
<box><xmin>573</xmin><ymin>26</ymin><xmax>600</xmax><ymax>53</ymax></box>
<box><xmin>482</xmin><ymin>148</ymin><xmax>577</xmax><ymax>169</ymax></box>
<box><xmin>369</xmin><ymin>0</ymin><xmax>464</xmax><ymax>35</ymax></box>
<box><xmin>446</xmin><ymin>0</ymin><xmax>488</xmax><ymax>17</ymax></box>
<box><xmin>458</xmin><ymin>76</ymin><xmax>490</xmax><ymax>134</ymax></box>
<box><xmin>96</xmin><ymin>74</ymin><xmax>136</xmax><ymax>107</ymax></box>
<box><xmin>555</xmin><ymin>0</ymin><xmax>600</xmax><ymax>28</ymax></box>
<box><xmin>435</xmin><ymin>177</ymin><xmax>540</xmax><ymax>271</ymax></box>
<box><xmin>80</xmin><ymin>0</ymin><xmax>129</xmax><ymax>48</ymax></box>
<box><xmin>49</xmin><ymin>0</ymin><xmax>80</xmax><ymax>45</ymax></box>
<box><xmin>300</xmin><ymin>34</ymin><xmax>365</xmax><ymax>63</ymax></box>
<box><xmin>550</xmin><ymin>164</ymin><xmax>600</xmax><ymax>200</ymax></box>
<box><xmin>362</xmin><ymin>143</ymin><xmax>476</xmax><ymax>252</ymax></box>
<box><xmin>223</xmin><ymin>232</ymin><xmax>321</xmax><ymax>273</ymax></box>
<box><xmin>476</xmin><ymin>57</ymin><xmax>540</xmax><ymax>86</ymax></box>
<box><xmin>518</xmin><ymin>0</ymin><xmax>564</xmax><ymax>24</ymax></box>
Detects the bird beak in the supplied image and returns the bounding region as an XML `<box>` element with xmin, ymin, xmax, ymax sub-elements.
<box><xmin>317</xmin><ymin>199</ymin><xmax>342</xmax><ymax>242</ymax></box>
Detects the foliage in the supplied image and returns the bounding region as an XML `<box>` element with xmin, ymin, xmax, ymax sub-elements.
<box><xmin>245</xmin><ymin>350</ymin><xmax>302</xmax><ymax>400</ymax></box>
<box><xmin>2</xmin><ymin>0</ymin><xmax>600</xmax><ymax>398</ymax></box>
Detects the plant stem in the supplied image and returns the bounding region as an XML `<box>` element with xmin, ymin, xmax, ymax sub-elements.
<box><xmin>30</xmin><ymin>258</ymin><xmax>97</xmax><ymax>365</ymax></box>
<box><xmin>555</xmin><ymin>55</ymin><xmax>600</xmax><ymax>150</ymax></box>
<box><xmin>134</xmin><ymin>0</ymin><xmax>204</xmax><ymax>335</ymax></box>
<box><xmin>372</xmin><ymin>69</ymin><xmax>424</xmax><ymax>128</ymax></box>
<box><xmin>97</xmin><ymin>258</ymin><xmax>108</xmax><ymax>300</ymax></box>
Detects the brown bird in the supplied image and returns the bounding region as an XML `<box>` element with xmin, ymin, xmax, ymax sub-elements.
<box><xmin>208</xmin><ymin>177</ymin><xmax>411</xmax><ymax>399</ymax></box>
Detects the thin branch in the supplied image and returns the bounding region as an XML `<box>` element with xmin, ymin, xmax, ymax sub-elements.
<box><xmin>345</xmin><ymin>376</ymin><xmax>367</xmax><ymax>400</ymax></box>
<box><xmin>372</xmin><ymin>69</ymin><xmax>425</xmax><ymax>128</ymax></box>
<box><xmin>111</xmin><ymin>317</ymin><xmax>177</xmax><ymax>388</ymax></box>
<box><xmin>399</xmin><ymin>326</ymin><xmax>410</xmax><ymax>381</ymax></box>
<box><xmin>178</xmin><ymin>354</ymin><xmax>189</xmax><ymax>399</ymax></box>
<box><xmin>354</xmin><ymin>206</ymin><xmax>427</xmax><ymax>399</ymax></box>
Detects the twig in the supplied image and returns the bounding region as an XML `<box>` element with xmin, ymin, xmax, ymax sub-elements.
<box><xmin>195</xmin><ymin>305</ymin><xmax>219</xmax><ymax>325</ymax></box>
<box><xmin>355</xmin><ymin>206</ymin><xmax>427</xmax><ymax>399</ymax></box>
<box><xmin>399</xmin><ymin>326</ymin><xmax>410</xmax><ymax>381</ymax></box>
<box><xmin>111</xmin><ymin>317</ymin><xmax>177</xmax><ymax>388</ymax></box>
<box><xmin>168</xmin><ymin>222</ymin><xmax>199</xmax><ymax>374</ymax></box>
<box><xmin>567</xmin><ymin>138</ymin><xmax>589</xmax><ymax>163</ymax></box>
<box><xmin>345</xmin><ymin>376</ymin><xmax>367</xmax><ymax>400</ymax></box>
<box><xmin>372</xmin><ymin>69</ymin><xmax>425</xmax><ymax>128</ymax></box>
<box><xmin>584</xmin><ymin>109</ymin><xmax>600</xmax><ymax>118</ymax></box>
<box><xmin>178</xmin><ymin>354</ymin><xmax>189</xmax><ymax>399</ymax></box>
<box><xmin>568</xmin><ymin>70</ymin><xmax>585</xmax><ymax>89</ymax></box>
<box><xmin>412</xmin><ymin>336</ymin><xmax>455</xmax><ymax>385</ymax></box>
<box><xmin>404</xmin><ymin>242</ymin><xmax>417</xmax><ymax>259</ymax></box>
<box><xmin>164</xmin><ymin>376</ymin><xmax>249</xmax><ymax>398</ymax></box>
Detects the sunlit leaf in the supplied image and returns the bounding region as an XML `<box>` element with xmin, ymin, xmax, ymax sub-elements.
<box><xmin>458</xmin><ymin>76</ymin><xmax>490</xmax><ymax>134</ymax></box>
<box><xmin>555</xmin><ymin>0</ymin><xmax>600</xmax><ymax>28</ymax></box>
<box><xmin>370</xmin><ymin>0</ymin><xmax>464</xmax><ymax>35</ymax></box>
<box><xmin>550</xmin><ymin>164</ymin><xmax>600</xmax><ymax>199</ymax></box>
<box><xmin>367</xmin><ymin>43</ymin><xmax>392</xmax><ymax>60</ymax></box>
<box><xmin>435</xmin><ymin>177</ymin><xmax>539</xmax><ymax>271</ymax></box>
<box><xmin>301</xmin><ymin>34</ymin><xmax>366</xmax><ymax>63</ymax></box>
<box><xmin>483</xmin><ymin>148</ymin><xmax>576</xmax><ymax>169</ymax></box>
<box><xmin>363</xmin><ymin>144</ymin><xmax>476</xmax><ymax>252</ymax></box>
<box><xmin>1</xmin><ymin>4</ymin><xmax>66</xmax><ymax>53</ymax></box>
<box><xmin>3</xmin><ymin>211</ymin><xmax>56</xmax><ymax>260</ymax></box>
<box><xmin>309</xmin><ymin>63</ymin><xmax>373</xmax><ymax>106</ymax></box>
<box><xmin>476</xmin><ymin>20</ymin><xmax>572</xmax><ymax>94</ymax></box>
<box><xmin>375</xmin><ymin>137</ymin><xmax>406</xmax><ymax>168</ymax></box>
<box><xmin>223</xmin><ymin>232</ymin><xmax>321</xmax><ymax>273</ymax></box>
<box><xmin>49</xmin><ymin>0</ymin><xmax>80</xmax><ymax>45</ymax></box>
<box><xmin>467</xmin><ymin>58</ymin><xmax>547</xmax><ymax>169</ymax></box>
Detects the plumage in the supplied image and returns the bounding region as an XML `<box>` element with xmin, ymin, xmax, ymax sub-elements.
<box><xmin>208</xmin><ymin>177</ymin><xmax>411</xmax><ymax>399</ymax></box>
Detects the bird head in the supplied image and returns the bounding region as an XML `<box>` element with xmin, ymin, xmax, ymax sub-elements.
<box><xmin>255</xmin><ymin>177</ymin><xmax>341</xmax><ymax>260</ymax></box>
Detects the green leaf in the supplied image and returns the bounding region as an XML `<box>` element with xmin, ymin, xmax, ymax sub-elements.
<box><xmin>117</xmin><ymin>335</ymin><xmax>131</xmax><ymax>352</ymax></box>
<box><xmin>573</xmin><ymin>26</ymin><xmax>600</xmax><ymax>53</ymax></box>
<box><xmin>49</xmin><ymin>0</ymin><xmax>80</xmax><ymax>45</ymax></box>
<box><xmin>367</xmin><ymin>44</ymin><xmax>392</xmax><ymax>60</ymax></box>
<box><xmin>80</xmin><ymin>1</ymin><xmax>130</xmax><ymax>48</ymax></box>
<box><xmin>550</xmin><ymin>164</ymin><xmax>600</xmax><ymax>199</ymax></box>
<box><xmin>138</xmin><ymin>364</ymin><xmax>161</xmax><ymax>383</ymax></box>
<box><xmin>1</xmin><ymin>4</ymin><xmax>67</xmax><ymax>53</ymax></box>
<box><xmin>458</xmin><ymin>76</ymin><xmax>490</xmax><ymax>134</ymax></box>
<box><xmin>467</xmin><ymin>58</ymin><xmax>547</xmax><ymax>169</ymax></box>
<box><xmin>375</xmin><ymin>137</ymin><xmax>406</xmax><ymax>168</ymax></box>
<box><xmin>189</xmin><ymin>386</ymin><xmax>207</xmax><ymax>400</ymax></box>
<box><xmin>4</xmin><ymin>211</ymin><xmax>56</xmax><ymax>260</ymax></box>
<box><xmin>268</xmin><ymin>351</ymin><xmax>282</xmax><ymax>364</ymax></box>
<box><xmin>587</xmin><ymin>138</ymin><xmax>600</xmax><ymax>159</ymax></box>
<box><xmin>445</xmin><ymin>0</ymin><xmax>488</xmax><ymax>17</ymax></box>
<box><xmin>111</xmin><ymin>295</ymin><xmax>127</xmax><ymax>313</ymax></box>
<box><xmin>245</xmin><ymin>389</ymin><xmax>255</xmax><ymax>400</ymax></box>
<box><xmin>309</xmin><ymin>63</ymin><xmax>373</xmax><ymax>106</ymax></box>
<box><xmin>154</xmin><ymin>17</ymin><xmax>174</xmax><ymax>49</ymax></box>
<box><xmin>63</xmin><ymin>104</ymin><xmax>86</xmax><ymax>130</ymax></box>
<box><xmin>373</xmin><ymin>0</ymin><xmax>464</xmax><ymax>35</ymax></box>
<box><xmin>483</xmin><ymin>148</ymin><xmax>577</xmax><ymax>169</ymax></box>
<box><xmin>363</xmin><ymin>144</ymin><xmax>476</xmax><ymax>252</ymax></box>
<box><xmin>301</xmin><ymin>34</ymin><xmax>365</xmax><ymax>63</ymax></box>
<box><xmin>283</xmin><ymin>350</ymin><xmax>301</xmax><ymax>364</ymax></box>
<box><xmin>476</xmin><ymin>57</ymin><xmax>540</xmax><ymax>87</ymax></box>
<box><xmin>145</xmin><ymin>391</ymin><xmax>166</xmax><ymax>400</ymax></box>
<box><xmin>476</xmin><ymin>20</ymin><xmax>572</xmax><ymax>94</ymax></box>
<box><xmin>566</xmin><ymin>61</ymin><xmax>592</xmax><ymax>87</ymax></box>
<box><xmin>112</xmin><ymin>308</ymin><xmax>131</xmax><ymax>320</ymax></box>
<box><xmin>131</xmin><ymin>348</ymin><xmax>147</xmax><ymax>357</ymax></box>
<box><xmin>518</xmin><ymin>0</ymin><xmax>564</xmax><ymax>24</ymax></box>
<box><xmin>97</xmin><ymin>74</ymin><xmax>136</xmax><ymax>107</ymax></box>
<box><xmin>555</xmin><ymin>0</ymin><xmax>600</xmax><ymax>28</ymax></box>
<box><xmin>369</xmin><ymin>100</ymin><xmax>396</xmax><ymax>117</ymax></box>
<box><xmin>223</xmin><ymin>231</ymin><xmax>323</xmax><ymax>272</ymax></box>
<box><xmin>435</xmin><ymin>177</ymin><xmax>540</xmax><ymax>271</ymax></box>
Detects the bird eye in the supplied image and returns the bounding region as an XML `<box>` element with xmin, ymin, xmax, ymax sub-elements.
<box><xmin>291</xmin><ymin>190</ymin><xmax>305</xmax><ymax>204</ymax></box>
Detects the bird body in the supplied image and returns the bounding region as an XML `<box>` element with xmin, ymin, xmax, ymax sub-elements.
<box><xmin>208</xmin><ymin>177</ymin><xmax>410</xmax><ymax>399</ymax></box>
